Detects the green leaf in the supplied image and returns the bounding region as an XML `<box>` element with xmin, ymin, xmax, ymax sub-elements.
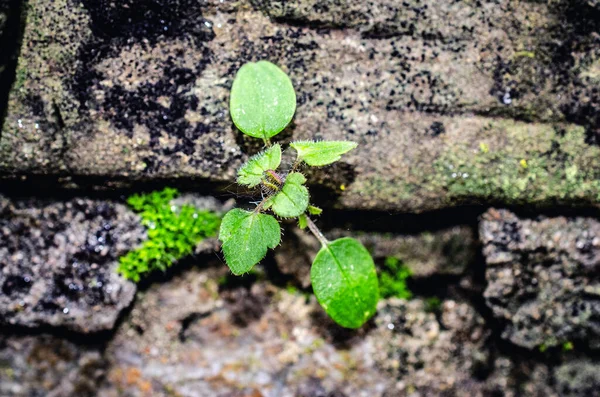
<box><xmin>268</xmin><ymin>172</ymin><xmax>309</xmax><ymax>218</ymax></box>
<box><xmin>298</xmin><ymin>214</ymin><xmax>308</xmax><ymax>229</ymax></box>
<box><xmin>230</xmin><ymin>61</ymin><xmax>296</xmax><ymax>140</ymax></box>
<box><xmin>311</xmin><ymin>237</ymin><xmax>379</xmax><ymax>328</ymax></box>
<box><xmin>307</xmin><ymin>205</ymin><xmax>322</xmax><ymax>216</ymax></box>
<box><xmin>237</xmin><ymin>144</ymin><xmax>282</xmax><ymax>187</ymax></box>
<box><xmin>290</xmin><ymin>140</ymin><xmax>357</xmax><ymax>166</ymax></box>
<box><xmin>219</xmin><ymin>208</ymin><xmax>281</xmax><ymax>275</ymax></box>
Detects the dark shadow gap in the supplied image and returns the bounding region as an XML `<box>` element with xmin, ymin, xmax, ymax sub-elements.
<box><xmin>0</xmin><ymin>0</ymin><xmax>26</xmax><ymax>136</ymax></box>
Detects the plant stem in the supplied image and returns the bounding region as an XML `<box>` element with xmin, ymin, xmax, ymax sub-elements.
<box><xmin>305</xmin><ymin>216</ymin><xmax>329</xmax><ymax>247</ymax></box>
<box><xmin>253</xmin><ymin>195</ymin><xmax>271</xmax><ymax>214</ymax></box>
<box><xmin>290</xmin><ymin>158</ymin><xmax>302</xmax><ymax>173</ymax></box>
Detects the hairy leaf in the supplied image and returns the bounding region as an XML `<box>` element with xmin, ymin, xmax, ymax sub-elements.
<box><xmin>290</xmin><ymin>140</ymin><xmax>357</xmax><ymax>166</ymax></box>
<box><xmin>268</xmin><ymin>172</ymin><xmax>309</xmax><ymax>218</ymax></box>
<box><xmin>230</xmin><ymin>61</ymin><xmax>296</xmax><ymax>140</ymax></box>
<box><xmin>219</xmin><ymin>208</ymin><xmax>281</xmax><ymax>275</ymax></box>
<box><xmin>311</xmin><ymin>237</ymin><xmax>379</xmax><ymax>328</ymax></box>
<box><xmin>237</xmin><ymin>144</ymin><xmax>282</xmax><ymax>187</ymax></box>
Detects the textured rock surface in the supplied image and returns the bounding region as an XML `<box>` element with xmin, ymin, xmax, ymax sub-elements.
<box><xmin>94</xmin><ymin>266</ymin><xmax>562</xmax><ymax>397</ymax></box>
<box><xmin>0</xmin><ymin>334</ymin><xmax>105</xmax><ymax>397</ymax></box>
<box><xmin>0</xmin><ymin>258</ymin><xmax>595</xmax><ymax>396</ymax></box>
<box><xmin>0</xmin><ymin>195</ymin><xmax>144</xmax><ymax>333</ymax></box>
<box><xmin>1</xmin><ymin>0</ymin><xmax>600</xmax><ymax>212</ymax></box>
<box><xmin>98</xmin><ymin>266</ymin><xmax>392</xmax><ymax>396</ymax></box>
<box><xmin>480</xmin><ymin>208</ymin><xmax>600</xmax><ymax>349</ymax></box>
<box><xmin>373</xmin><ymin>299</ymin><xmax>556</xmax><ymax>397</ymax></box>
<box><xmin>554</xmin><ymin>359</ymin><xmax>600</xmax><ymax>396</ymax></box>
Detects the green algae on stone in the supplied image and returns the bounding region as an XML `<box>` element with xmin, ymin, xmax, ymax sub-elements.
<box><xmin>346</xmin><ymin>118</ymin><xmax>600</xmax><ymax>212</ymax></box>
<box><xmin>433</xmin><ymin>124</ymin><xmax>600</xmax><ymax>204</ymax></box>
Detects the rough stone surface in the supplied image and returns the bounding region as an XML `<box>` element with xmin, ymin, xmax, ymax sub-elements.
<box><xmin>1</xmin><ymin>0</ymin><xmax>600</xmax><ymax>212</ymax></box>
<box><xmin>480</xmin><ymin>208</ymin><xmax>600</xmax><ymax>349</ymax></box>
<box><xmin>95</xmin><ymin>266</ymin><xmax>563</xmax><ymax>397</ymax></box>
<box><xmin>0</xmin><ymin>195</ymin><xmax>144</xmax><ymax>333</ymax></box>
<box><xmin>554</xmin><ymin>359</ymin><xmax>600</xmax><ymax>397</ymax></box>
<box><xmin>373</xmin><ymin>299</ymin><xmax>556</xmax><ymax>397</ymax></box>
<box><xmin>0</xmin><ymin>334</ymin><xmax>105</xmax><ymax>397</ymax></box>
<box><xmin>0</xmin><ymin>264</ymin><xmax>595</xmax><ymax>397</ymax></box>
<box><xmin>98</xmin><ymin>266</ymin><xmax>392</xmax><ymax>396</ymax></box>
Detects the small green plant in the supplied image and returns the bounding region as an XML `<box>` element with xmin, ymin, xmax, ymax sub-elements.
<box><xmin>424</xmin><ymin>297</ymin><xmax>442</xmax><ymax>313</ymax></box>
<box><xmin>118</xmin><ymin>188</ymin><xmax>221</xmax><ymax>282</ymax></box>
<box><xmin>220</xmin><ymin>60</ymin><xmax>379</xmax><ymax>328</ymax></box>
<box><xmin>562</xmin><ymin>341</ymin><xmax>574</xmax><ymax>351</ymax></box>
<box><xmin>379</xmin><ymin>257</ymin><xmax>413</xmax><ymax>300</ymax></box>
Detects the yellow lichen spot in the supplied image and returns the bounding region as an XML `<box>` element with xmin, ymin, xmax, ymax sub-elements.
<box><xmin>514</xmin><ymin>51</ymin><xmax>535</xmax><ymax>59</ymax></box>
<box><xmin>340</xmin><ymin>184</ymin><xmax>346</xmax><ymax>191</ymax></box>
<box><xmin>520</xmin><ymin>159</ymin><xmax>528</xmax><ymax>169</ymax></box>
<box><xmin>479</xmin><ymin>143</ymin><xmax>489</xmax><ymax>154</ymax></box>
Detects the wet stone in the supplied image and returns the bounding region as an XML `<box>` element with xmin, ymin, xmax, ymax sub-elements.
<box><xmin>0</xmin><ymin>195</ymin><xmax>145</xmax><ymax>333</ymax></box>
<box><xmin>480</xmin><ymin>208</ymin><xmax>600</xmax><ymax>350</ymax></box>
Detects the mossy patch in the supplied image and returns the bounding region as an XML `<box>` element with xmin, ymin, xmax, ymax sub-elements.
<box><xmin>118</xmin><ymin>188</ymin><xmax>221</xmax><ymax>282</ymax></box>
<box><xmin>379</xmin><ymin>257</ymin><xmax>412</xmax><ymax>300</ymax></box>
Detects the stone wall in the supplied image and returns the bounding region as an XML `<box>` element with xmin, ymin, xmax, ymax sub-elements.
<box><xmin>1</xmin><ymin>0</ymin><xmax>599</xmax><ymax>396</ymax></box>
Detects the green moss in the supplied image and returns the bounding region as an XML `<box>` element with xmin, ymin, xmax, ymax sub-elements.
<box><xmin>118</xmin><ymin>188</ymin><xmax>221</xmax><ymax>282</ymax></box>
<box><xmin>379</xmin><ymin>257</ymin><xmax>413</xmax><ymax>300</ymax></box>
<box><xmin>562</xmin><ymin>341</ymin><xmax>574</xmax><ymax>351</ymax></box>
<box><xmin>424</xmin><ymin>297</ymin><xmax>442</xmax><ymax>313</ymax></box>
<box><xmin>433</xmin><ymin>125</ymin><xmax>600</xmax><ymax>204</ymax></box>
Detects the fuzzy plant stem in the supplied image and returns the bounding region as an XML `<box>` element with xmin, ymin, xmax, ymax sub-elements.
<box><xmin>305</xmin><ymin>216</ymin><xmax>329</xmax><ymax>247</ymax></box>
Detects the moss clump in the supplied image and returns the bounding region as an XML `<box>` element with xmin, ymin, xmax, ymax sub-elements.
<box><xmin>433</xmin><ymin>124</ymin><xmax>600</xmax><ymax>204</ymax></box>
<box><xmin>379</xmin><ymin>257</ymin><xmax>413</xmax><ymax>300</ymax></box>
<box><xmin>424</xmin><ymin>297</ymin><xmax>442</xmax><ymax>313</ymax></box>
<box><xmin>118</xmin><ymin>188</ymin><xmax>221</xmax><ymax>282</ymax></box>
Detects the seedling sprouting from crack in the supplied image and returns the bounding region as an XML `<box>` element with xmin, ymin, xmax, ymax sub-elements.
<box><xmin>219</xmin><ymin>61</ymin><xmax>379</xmax><ymax>328</ymax></box>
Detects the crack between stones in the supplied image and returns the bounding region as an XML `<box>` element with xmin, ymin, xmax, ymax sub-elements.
<box><xmin>0</xmin><ymin>0</ymin><xmax>27</xmax><ymax>140</ymax></box>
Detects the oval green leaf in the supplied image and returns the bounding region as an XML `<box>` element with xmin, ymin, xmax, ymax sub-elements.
<box><xmin>311</xmin><ymin>237</ymin><xmax>379</xmax><ymax>328</ymax></box>
<box><xmin>290</xmin><ymin>140</ymin><xmax>357</xmax><ymax>166</ymax></box>
<box><xmin>219</xmin><ymin>208</ymin><xmax>281</xmax><ymax>275</ymax></box>
<box><xmin>268</xmin><ymin>172</ymin><xmax>309</xmax><ymax>218</ymax></box>
<box><xmin>230</xmin><ymin>61</ymin><xmax>296</xmax><ymax>140</ymax></box>
<box><xmin>237</xmin><ymin>144</ymin><xmax>282</xmax><ymax>187</ymax></box>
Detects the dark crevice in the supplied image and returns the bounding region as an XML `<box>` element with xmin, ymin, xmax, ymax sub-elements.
<box><xmin>135</xmin><ymin>253</ymin><xmax>223</xmax><ymax>292</ymax></box>
<box><xmin>3</xmin><ymin>177</ymin><xmax>600</xmax><ymax>233</ymax></box>
<box><xmin>0</xmin><ymin>0</ymin><xmax>27</xmax><ymax>138</ymax></box>
<box><xmin>0</xmin><ymin>314</ymin><xmax>123</xmax><ymax>349</ymax></box>
<box><xmin>178</xmin><ymin>310</ymin><xmax>214</xmax><ymax>342</ymax></box>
